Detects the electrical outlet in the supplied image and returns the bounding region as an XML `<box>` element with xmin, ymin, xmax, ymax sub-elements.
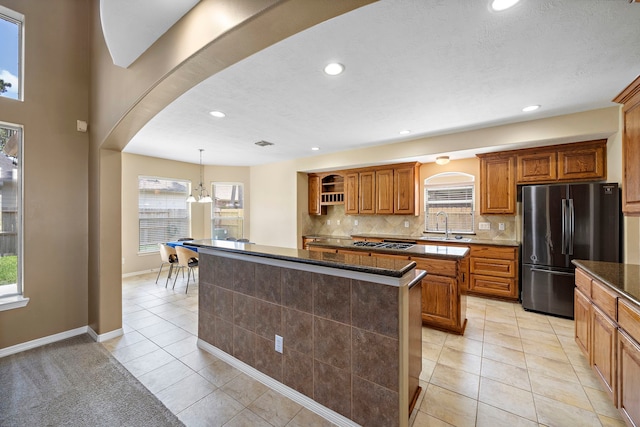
<box><xmin>354</xmin><ymin>220</ymin><xmax>358</xmax><ymax>226</ymax></box>
<box><xmin>404</xmin><ymin>221</ymin><xmax>409</xmax><ymax>228</ymax></box>
<box><xmin>337</xmin><ymin>219</ymin><xmax>341</xmax><ymax>225</ymax></box>
<box><xmin>479</xmin><ymin>222</ymin><xmax>491</xmax><ymax>230</ymax></box>
<box><xmin>499</xmin><ymin>223</ymin><xmax>505</xmax><ymax>231</ymax></box>
<box><xmin>275</xmin><ymin>335</ymin><xmax>283</xmax><ymax>353</ymax></box>
<box><xmin>326</xmin><ymin>220</ymin><xmax>331</xmax><ymax>225</ymax></box>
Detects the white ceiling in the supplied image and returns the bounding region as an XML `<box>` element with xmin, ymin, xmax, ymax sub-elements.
<box><xmin>121</xmin><ymin>0</ymin><xmax>640</xmax><ymax>166</ymax></box>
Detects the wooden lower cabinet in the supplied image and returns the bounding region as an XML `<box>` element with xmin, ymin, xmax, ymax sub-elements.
<box><xmin>618</xmin><ymin>330</ymin><xmax>640</xmax><ymax>427</ymax></box>
<box><xmin>468</xmin><ymin>245</ymin><xmax>519</xmax><ymax>301</ymax></box>
<box><xmin>574</xmin><ymin>288</ymin><xmax>591</xmax><ymax>358</ymax></box>
<box><xmin>591</xmin><ymin>305</ymin><xmax>617</xmax><ymax>402</ymax></box>
<box><xmin>413</xmin><ymin>256</ymin><xmax>467</xmax><ymax>335</ymax></box>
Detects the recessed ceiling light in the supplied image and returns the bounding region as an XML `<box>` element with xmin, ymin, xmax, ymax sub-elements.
<box><xmin>399</xmin><ymin>130</ymin><xmax>411</xmax><ymax>135</ymax></box>
<box><xmin>522</xmin><ymin>105</ymin><xmax>540</xmax><ymax>112</ymax></box>
<box><xmin>209</xmin><ymin>110</ymin><xmax>226</xmax><ymax>118</ymax></box>
<box><xmin>491</xmin><ymin>0</ymin><xmax>520</xmax><ymax>11</ymax></box>
<box><xmin>324</xmin><ymin>63</ymin><xmax>345</xmax><ymax>76</ymax></box>
<box><xmin>311</xmin><ymin>147</ymin><xmax>320</xmax><ymax>151</ymax></box>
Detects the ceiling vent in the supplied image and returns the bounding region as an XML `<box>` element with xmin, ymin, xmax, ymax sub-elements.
<box><xmin>255</xmin><ymin>140</ymin><xmax>275</xmax><ymax>147</ymax></box>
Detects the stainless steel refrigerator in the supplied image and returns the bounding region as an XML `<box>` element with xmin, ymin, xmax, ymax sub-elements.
<box><xmin>521</xmin><ymin>183</ymin><xmax>620</xmax><ymax>318</ymax></box>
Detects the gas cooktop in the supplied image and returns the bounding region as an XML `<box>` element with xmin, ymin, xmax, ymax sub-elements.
<box><xmin>352</xmin><ymin>241</ymin><xmax>415</xmax><ymax>250</ymax></box>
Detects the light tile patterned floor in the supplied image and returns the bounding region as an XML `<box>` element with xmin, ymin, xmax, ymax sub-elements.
<box><xmin>109</xmin><ymin>272</ymin><xmax>626</xmax><ymax>427</ymax></box>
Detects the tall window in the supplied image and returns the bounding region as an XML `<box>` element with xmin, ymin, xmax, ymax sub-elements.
<box><xmin>138</xmin><ymin>177</ymin><xmax>190</xmax><ymax>253</ymax></box>
<box><xmin>425</xmin><ymin>173</ymin><xmax>475</xmax><ymax>234</ymax></box>
<box><xmin>211</xmin><ymin>182</ymin><xmax>244</xmax><ymax>240</ymax></box>
<box><xmin>0</xmin><ymin>6</ymin><xmax>23</xmax><ymax>101</ymax></box>
<box><xmin>0</xmin><ymin>123</ymin><xmax>21</xmax><ymax>299</ymax></box>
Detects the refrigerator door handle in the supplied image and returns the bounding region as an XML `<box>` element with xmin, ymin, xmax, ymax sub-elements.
<box><xmin>561</xmin><ymin>199</ymin><xmax>567</xmax><ymax>255</ymax></box>
<box><xmin>529</xmin><ymin>267</ymin><xmax>575</xmax><ymax>276</ymax></box>
<box><xmin>568</xmin><ymin>198</ymin><xmax>575</xmax><ymax>255</ymax></box>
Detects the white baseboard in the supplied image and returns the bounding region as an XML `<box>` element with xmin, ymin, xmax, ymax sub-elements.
<box><xmin>0</xmin><ymin>326</ymin><xmax>88</xmax><ymax>358</ymax></box>
<box><xmin>0</xmin><ymin>325</ymin><xmax>125</xmax><ymax>358</ymax></box>
<box><xmin>88</xmin><ymin>326</ymin><xmax>123</xmax><ymax>343</ymax></box>
<box><xmin>122</xmin><ymin>268</ymin><xmax>158</xmax><ymax>278</ymax></box>
<box><xmin>197</xmin><ymin>339</ymin><xmax>359</xmax><ymax>427</ymax></box>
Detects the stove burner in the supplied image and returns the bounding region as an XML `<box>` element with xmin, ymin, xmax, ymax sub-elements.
<box><xmin>352</xmin><ymin>241</ymin><xmax>414</xmax><ymax>250</ymax></box>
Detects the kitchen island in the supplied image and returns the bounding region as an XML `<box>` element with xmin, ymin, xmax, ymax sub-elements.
<box><xmin>186</xmin><ymin>239</ymin><xmax>424</xmax><ymax>427</ymax></box>
<box><xmin>307</xmin><ymin>238</ymin><xmax>470</xmax><ymax>335</ymax></box>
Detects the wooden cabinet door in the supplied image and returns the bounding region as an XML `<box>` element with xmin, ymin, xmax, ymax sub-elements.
<box><xmin>614</xmin><ymin>77</ymin><xmax>640</xmax><ymax>214</ymax></box>
<box><xmin>344</xmin><ymin>172</ymin><xmax>359</xmax><ymax>214</ymax></box>
<box><xmin>618</xmin><ymin>330</ymin><xmax>640</xmax><ymax>427</ymax></box>
<box><xmin>394</xmin><ymin>166</ymin><xmax>417</xmax><ymax>215</ymax></box>
<box><xmin>308</xmin><ymin>175</ymin><xmax>322</xmax><ymax>215</ymax></box>
<box><xmin>591</xmin><ymin>305</ymin><xmax>617</xmax><ymax>403</ymax></box>
<box><xmin>359</xmin><ymin>171</ymin><xmax>376</xmax><ymax>214</ymax></box>
<box><xmin>517</xmin><ymin>152</ymin><xmax>557</xmax><ymax>183</ymax></box>
<box><xmin>574</xmin><ymin>287</ymin><xmax>591</xmax><ymax>358</ymax></box>
<box><xmin>557</xmin><ymin>142</ymin><xmax>606</xmax><ymax>181</ymax></box>
<box><xmin>478</xmin><ymin>155</ymin><xmax>516</xmax><ymax>215</ymax></box>
<box><xmin>421</xmin><ymin>274</ymin><xmax>457</xmax><ymax>330</ymax></box>
<box><xmin>376</xmin><ymin>169</ymin><xmax>394</xmax><ymax>214</ymax></box>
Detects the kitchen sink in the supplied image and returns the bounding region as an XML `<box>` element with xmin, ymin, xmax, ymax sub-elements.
<box><xmin>421</xmin><ymin>237</ymin><xmax>473</xmax><ymax>243</ymax></box>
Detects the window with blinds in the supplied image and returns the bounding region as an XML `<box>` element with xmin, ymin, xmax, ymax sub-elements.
<box><xmin>211</xmin><ymin>182</ymin><xmax>244</xmax><ymax>240</ymax></box>
<box><xmin>425</xmin><ymin>185</ymin><xmax>475</xmax><ymax>233</ymax></box>
<box><xmin>138</xmin><ymin>177</ymin><xmax>190</xmax><ymax>253</ymax></box>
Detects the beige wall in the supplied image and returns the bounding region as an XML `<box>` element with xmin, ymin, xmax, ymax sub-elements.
<box><xmin>121</xmin><ymin>153</ymin><xmax>250</xmax><ymax>275</ymax></box>
<box><xmin>0</xmin><ymin>0</ymin><xmax>90</xmax><ymax>348</ymax></box>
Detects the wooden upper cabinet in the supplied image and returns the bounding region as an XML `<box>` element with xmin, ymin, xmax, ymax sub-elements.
<box><xmin>557</xmin><ymin>142</ymin><xmax>606</xmax><ymax>181</ymax></box>
<box><xmin>614</xmin><ymin>75</ymin><xmax>640</xmax><ymax>215</ymax></box>
<box><xmin>394</xmin><ymin>164</ymin><xmax>419</xmax><ymax>215</ymax></box>
<box><xmin>359</xmin><ymin>171</ymin><xmax>376</xmax><ymax>214</ymax></box>
<box><xmin>308</xmin><ymin>175</ymin><xmax>322</xmax><ymax>215</ymax></box>
<box><xmin>344</xmin><ymin>172</ymin><xmax>359</xmax><ymax>214</ymax></box>
<box><xmin>515</xmin><ymin>140</ymin><xmax>606</xmax><ymax>184</ymax></box>
<box><xmin>517</xmin><ymin>152</ymin><xmax>557</xmax><ymax>183</ymax></box>
<box><xmin>478</xmin><ymin>154</ymin><xmax>516</xmax><ymax>215</ymax></box>
<box><xmin>375</xmin><ymin>169</ymin><xmax>394</xmax><ymax>214</ymax></box>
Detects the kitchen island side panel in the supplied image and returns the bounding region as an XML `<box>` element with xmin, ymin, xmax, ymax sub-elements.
<box><xmin>198</xmin><ymin>250</ymin><xmax>420</xmax><ymax>427</ymax></box>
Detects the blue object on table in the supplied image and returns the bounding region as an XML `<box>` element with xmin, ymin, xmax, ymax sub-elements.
<box><xmin>165</xmin><ymin>241</ymin><xmax>198</xmax><ymax>251</ymax></box>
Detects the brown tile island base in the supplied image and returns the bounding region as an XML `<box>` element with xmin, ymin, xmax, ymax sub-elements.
<box><xmin>187</xmin><ymin>239</ymin><xmax>425</xmax><ymax>427</ymax></box>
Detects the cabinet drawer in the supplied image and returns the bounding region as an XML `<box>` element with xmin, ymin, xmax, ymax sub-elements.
<box><xmin>470</xmin><ymin>257</ymin><xmax>515</xmax><ymax>278</ymax></box>
<box><xmin>619</xmin><ymin>299</ymin><xmax>640</xmax><ymax>344</ymax></box>
<box><xmin>575</xmin><ymin>268</ymin><xmax>592</xmax><ymax>296</ymax></box>
<box><xmin>411</xmin><ymin>257</ymin><xmax>457</xmax><ymax>277</ymax></box>
<box><xmin>469</xmin><ymin>246</ymin><xmax>516</xmax><ymax>260</ymax></box>
<box><xmin>591</xmin><ymin>279</ymin><xmax>618</xmax><ymax>320</ymax></box>
<box><xmin>469</xmin><ymin>274</ymin><xmax>516</xmax><ymax>298</ymax></box>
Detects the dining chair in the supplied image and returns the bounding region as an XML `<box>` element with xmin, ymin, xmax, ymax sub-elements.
<box><xmin>156</xmin><ymin>243</ymin><xmax>178</xmax><ymax>287</ymax></box>
<box><xmin>173</xmin><ymin>245</ymin><xmax>199</xmax><ymax>293</ymax></box>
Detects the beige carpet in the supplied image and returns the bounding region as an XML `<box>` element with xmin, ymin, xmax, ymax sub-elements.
<box><xmin>0</xmin><ymin>334</ymin><xmax>183</xmax><ymax>427</ymax></box>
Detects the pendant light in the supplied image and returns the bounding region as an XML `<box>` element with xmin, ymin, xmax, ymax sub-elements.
<box><xmin>187</xmin><ymin>149</ymin><xmax>212</xmax><ymax>203</ymax></box>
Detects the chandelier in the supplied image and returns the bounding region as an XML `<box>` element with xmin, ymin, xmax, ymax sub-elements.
<box><xmin>187</xmin><ymin>149</ymin><xmax>212</xmax><ymax>203</ymax></box>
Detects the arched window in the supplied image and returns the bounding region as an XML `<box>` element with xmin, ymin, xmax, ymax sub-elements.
<box><xmin>424</xmin><ymin>172</ymin><xmax>475</xmax><ymax>233</ymax></box>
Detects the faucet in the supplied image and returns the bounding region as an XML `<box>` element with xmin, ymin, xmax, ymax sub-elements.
<box><xmin>436</xmin><ymin>211</ymin><xmax>449</xmax><ymax>240</ymax></box>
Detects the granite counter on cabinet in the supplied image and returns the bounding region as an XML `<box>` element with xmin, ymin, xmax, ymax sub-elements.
<box><xmin>188</xmin><ymin>239</ymin><xmax>423</xmax><ymax>427</ymax></box>
<box><xmin>572</xmin><ymin>260</ymin><xmax>640</xmax><ymax>306</ymax></box>
<box><xmin>306</xmin><ymin>238</ymin><xmax>470</xmax><ymax>260</ymax></box>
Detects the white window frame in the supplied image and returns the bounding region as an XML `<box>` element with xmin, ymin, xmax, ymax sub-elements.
<box><xmin>0</xmin><ymin>5</ymin><xmax>25</xmax><ymax>101</ymax></box>
<box><xmin>138</xmin><ymin>176</ymin><xmax>191</xmax><ymax>254</ymax></box>
<box><xmin>424</xmin><ymin>172</ymin><xmax>475</xmax><ymax>234</ymax></box>
<box><xmin>0</xmin><ymin>122</ymin><xmax>26</xmax><ymax>311</ymax></box>
<box><xmin>211</xmin><ymin>182</ymin><xmax>244</xmax><ymax>240</ymax></box>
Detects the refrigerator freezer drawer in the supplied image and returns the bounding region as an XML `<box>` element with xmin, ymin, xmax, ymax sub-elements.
<box><xmin>522</xmin><ymin>265</ymin><xmax>575</xmax><ymax>318</ymax></box>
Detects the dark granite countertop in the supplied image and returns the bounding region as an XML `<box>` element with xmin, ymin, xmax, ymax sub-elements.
<box><xmin>572</xmin><ymin>260</ymin><xmax>640</xmax><ymax>307</ymax></box>
<box><xmin>307</xmin><ymin>238</ymin><xmax>470</xmax><ymax>259</ymax></box>
<box><xmin>185</xmin><ymin>239</ymin><xmax>417</xmax><ymax>278</ymax></box>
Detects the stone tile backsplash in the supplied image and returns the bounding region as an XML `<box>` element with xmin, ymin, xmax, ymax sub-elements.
<box><xmin>304</xmin><ymin>204</ymin><xmax>518</xmax><ymax>241</ymax></box>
